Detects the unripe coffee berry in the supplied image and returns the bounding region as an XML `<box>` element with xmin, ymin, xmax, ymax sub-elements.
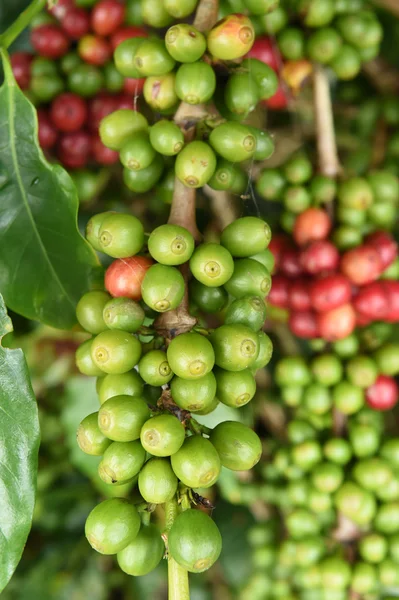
<box><xmin>85</xmin><ymin>498</ymin><xmax>140</xmax><ymax>554</ymax></box>
<box><xmin>141</xmin><ymin>264</ymin><xmax>185</xmax><ymax>312</ymax></box>
<box><xmin>171</xmin><ymin>435</ymin><xmax>221</xmax><ymax>488</ymax></box>
<box><xmin>148</xmin><ymin>224</ymin><xmax>194</xmax><ymax>265</ymax></box>
<box><xmin>167</xmin><ymin>333</ymin><xmax>215</xmax><ymax>379</ymax></box>
<box><xmin>140</xmin><ymin>414</ymin><xmax>185</xmax><ymax>457</ymax></box>
<box><xmin>207</xmin><ymin>14</ymin><xmax>255</xmax><ymax>60</ymax></box>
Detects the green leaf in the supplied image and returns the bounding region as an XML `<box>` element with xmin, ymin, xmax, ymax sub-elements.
<box><xmin>0</xmin><ymin>292</ymin><xmax>40</xmax><ymax>593</ymax></box>
<box><xmin>0</xmin><ymin>51</ymin><xmax>100</xmax><ymax>330</ymax></box>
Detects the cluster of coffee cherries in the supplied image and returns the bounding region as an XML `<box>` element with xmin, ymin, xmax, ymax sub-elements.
<box><xmin>11</xmin><ymin>0</ymin><xmax>148</xmax><ymax>173</ymax></box>
<box><xmin>74</xmin><ymin>212</ymin><xmax>272</xmax><ymax>574</ymax></box>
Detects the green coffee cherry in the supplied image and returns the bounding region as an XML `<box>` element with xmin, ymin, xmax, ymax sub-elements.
<box><xmin>353</xmin><ymin>458</ymin><xmax>393</xmax><ymax>491</ymax></box>
<box><xmin>275</xmin><ymin>357</ymin><xmax>312</xmax><ymax>387</ymax></box>
<box><xmin>287</xmin><ymin>419</ymin><xmax>316</xmax><ymax>444</ymax></box>
<box><xmin>117</xmin><ymin>524</ymin><xmax>165</xmax><ymax>576</ymax></box>
<box><xmin>175</xmin><ymin>62</ymin><xmax>216</xmax><ymax>105</ymax></box>
<box><xmin>168</xmin><ymin>509</ymin><xmax>222</xmax><ymax>573</ymax></box>
<box><xmin>141</xmin><ymin>0</ymin><xmax>174</xmax><ymax>27</ymax></box>
<box><xmin>225</xmin><ymin>72</ymin><xmax>259</xmax><ymax>116</ymax></box>
<box><xmin>292</xmin><ymin>440</ymin><xmax>322</xmax><ymax>471</ymax></box>
<box><xmin>149</xmin><ymin>121</ymin><xmax>184</xmax><ymax>157</ymax></box>
<box><xmin>140</xmin><ymin>414</ymin><xmax>185</xmax><ymax>456</ymax></box>
<box><xmin>97</xmin><ymin>371</ymin><xmax>144</xmax><ymax>405</ymax></box>
<box><xmin>241</xmin><ymin>58</ymin><xmax>278</xmax><ymax>100</ymax></box>
<box><xmin>381</xmin><ymin>438</ymin><xmax>399</xmax><ymax>467</ymax></box>
<box><xmin>331</xmin><ymin>44</ymin><xmax>361</xmax><ymax>80</ymax></box>
<box><xmin>311</xmin><ymin>462</ymin><xmax>344</xmax><ymax>493</ymax></box>
<box><xmin>256</xmin><ymin>168</ymin><xmax>287</xmax><ymax>201</ymax></box>
<box><xmin>208</xmin><ymin>160</ymin><xmax>246</xmax><ymax>193</ymax></box>
<box><xmin>170</xmin><ymin>372</ymin><xmax>217</xmax><ymax>412</ymax></box>
<box><xmin>167</xmin><ymin>332</ymin><xmax>215</xmax><ymax>379</ymax></box>
<box><xmin>123</xmin><ymin>155</ymin><xmax>164</xmax><ymax>193</ymax></box>
<box><xmin>98</xmin><ymin>395</ymin><xmax>150</xmax><ymax>441</ymax></box>
<box><xmin>210</xmin><ymin>421</ymin><xmax>262</xmax><ymax>470</ymax></box>
<box><xmin>77</xmin><ymin>412</ymin><xmax>111</xmax><ymax>456</ymax></box>
<box><xmin>307</xmin><ymin>27</ymin><xmax>342</xmax><ymax>63</ymax></box>
<box><xmin>359</xmin><ymin>533</ymin><xmax>388</xmax><ymax>563</ymax></box>
<box><xmin>99</xmin><ymin>110</ymin><xmax>148</xmax><ymax>151</ymax></box>
<box><xmin>103</xmin><ymin>298</ymin><xmax>145</xmax><ymax>333</ymax></box>
<box><xmin>320</xmin><ymin>557</ymin><xmax>351</xmax><ymax>590</ymax></box>
<box><xmin>209</xmin><ymin>122</ymin><xmax>256</xmax><ymax>162</ymax></box>
<box><xmin>165</xmin><ymin>24</ymin><xmax>206</xmax><ymax>63</ymax></box>
<box><xmin>225</xmin><ymin>295</ymin><xmax>267</xmax><ymax>331</ymax></box>
<box><xmin>332</xmin><ymin>333</ymin><xmax>359</xmax><ymax>358</ymax></box>
<box><xmin>286</xmin><ymin>509</ymin><xmax>321</xmax><ymax>540</ymax></box>
<box><xmin>346</xmin><ymin>355</ymin><xmax>378</xmax><ymax>388</ymax></box>
<box><xmin>190</xmin><ymin>243</ymin><xmax>234</xmax><ymax>287</ymax></box>
<box><xmin>212</xmin><ymin>324</ymin><xmax>259</xmax><ymax>371</ymax></box>
<box><xmin>349</xmin><ymin>423</ymin><xmax>380</xmax><ymax>458</ymax></box>
<box><xmin>98</xmin><ymin>440</ymin><xmax>146</xmax><ymax>485</ymax></box>
<box><xmin>248</xmin><ymin>127</ymin><xmax>275</xmax><ymax>161</ymax></box>
<box><xmin>323</xmin><ymin>438</ymin><xmax>352</xmax><ymax>465</ymax></box>
<box><xmin>310</xmin><ymin>174</ymin><xmax>337</xmax><ymax>204</ymax></box>
<box><xmin>367</xmin><ymin>170</ymin><xmax>399</xmax><ymax>204</ymax></box>
<box><xmin>189</xmin><ymin>280</ymin><xmax>228</xmax><ymax>313</ymax></box>
<box><xmin>85</xmin><ymin>211</ymin><xmax>114</xmax><ymax>251</ymax></box>
<box><xmin>104</xmin><ymin>63</ymin><xmax>124</xmax><ymax>93</ymax></box>
<box><xmin>251</xmin><ymin>331</ymin><xmax>273</xmax><ymax>370</ymax></box>
<box><xmin>171</xmin><ymin>435</ymin><xmax>221</xmax><ymax>488</ymax></box>
<box><xmin>303</xmin><ymin>384</ymin><xmax>332</xmax><ymax>415</ymax></box>
<box><xmin>91</xmin><ymin>330</ymin><xmax>142</xmax><ymax>374</ymax></box>
<box><xmin>76</xmin><ymin>339</ymin><xmax>105</xmax><ymax>376</ymax></box>
<box><xmin>68</xmin><ymin>64</ymin><xmax>103</xmax><ymax>97</ymax></box>
<box><xmin>175</xmin><ymin>141</ymin><xmax>217</xmax><ymax>188</ymax></box>
<box><xmin>141</xmin><ymin>264</ymin><xmax>185</xmax><ymax>312</ymax></box>
<box><xmin>335</xmin><ymin>482</ymin><xmax>376</xmax><ymax>525</ymax></box>
<box><xmin>120</xmin><ymin>132</ymin><xmax>157</xmax><ymax>172</ymax></box>
<box><xmin>283</xmin><ymin>186</ymin><xmax>311</xmax><ymax>214</ymax></box>
<box><xmin>76</xmin><ymin>291</ymin><xmax>110</xmax><ymax>334</ymax></box>
<box><xmin>215</xmin><ymin>367</ymin><xmax>256</xmax><ymax>408</ymax></box>
<box><xmin>283</xmin><ymin>154</ymin><xmax>313</xmax><ymax>185</ymax></box>
<box><xmin>144</xmin><ymin>73</ymin><xmax>178</xmax><ymax>112</ymax></box>
<box><xmin>207</xmin><ymin>14</ymin><xmax>255</xmax><ymax>60</ymax></box>
<box><xmin>85</xmin><ymin>498</ymin><xmax>140</xmax><ymax>554</ymax></box>
<box><xmin>114</xmin><ymin>38</ymin><xmax>146</xmax><ymax>78</ymax></box>
<box><xmin>138</xmin><ymin>350</ymin><xmax>173</xmax><ymax>386</ymax></box>
<box><xmin>332</xmin><ymin>381</ymin><xmax>364</xmax><ymax>415</ymax></box>
<box><xmin>374</xmin><ymin>343</ymin><xmax>399</xmax><ymax>376</ymax></box>
<box><xmin>133</xmin><ymin>40</ymin><xmax>175</xmax><ymax>77</ymax></box>
<box><xmin>311</xmin><ymin>354</ymin><xmax>343</xmax><ymax>386</ymax></box>
<box><xmin>148</xmin><ymin>224</ymin><xmax>194</xmax><ymax>265</ymax></box>
<box><xmin>337</xmin><ymin>13</ymin><xmax>383</xmax><ymax>49</ymax></box>
<box><xmin>97</xmin><ymin>213</ymin><xmax>144</xmax><ymax>258</ymax></box>
<box><xmin>164</xmin><ymin>0</ymin><xmax>197</xmax><ymax>17</ymax></box>
<box><xmin>375</xmin><ymin>502</ymin><xmax>399</xmax><ymax>534</ymax></box>
<box><xmin>138</xmin><ymin>457</ymin><xmax>178</xmax><ymax>503</ymax></box>
<box><xmin>278</xmin><ymin>27</ymin><xmax>305</xmax><ymax>60</ymax></box>
<box><xmin>221</xmin><ymin>217</ymin><xmax>271</xmax><ymax>258</ymax></box>
<box><xmin>224</xmin><ymin>259</ymin><xmax>271</xmax><ymax>298</ymax></box>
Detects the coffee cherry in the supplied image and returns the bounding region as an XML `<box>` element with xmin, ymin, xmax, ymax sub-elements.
<box><xmin>98</xmin><ymin>439</ymin><xmax>146</xmax><ymax>484</ymax></box>
<box><xmin>367</xmin><ymin>170</ymin><xmax>399</xmax><ymax>204</ymax></box>
<box><xmin>111</xmin><ymin>26</ymin><xmax>148</xmax><ymax>50</ymax></box>
<box><xmin>97</xmin><ymin>213</ymin><xmax>144</xmax><ymax>258</ymax></box>
<box><xmin>78</xmin><ymin>35</ymin><xmax>112</xmax><ymax>66</ymax></box>
<box><xmin>211</xmin><ymin>324</ymin><xmax>259</xmax><ymax>371</ymax></box>
<box><xmin>190</xmin><ymin>281</ymin><xmax>228</xmax><ymax>314</ymax></box>
<box><xmin>303</xmin><ymin>384</ymin><xmax>332</xmax><ymax>414</ymax></box>
<box><xmin>225</xmin><ymin>72</ymin><xmax>260</xmax><ymax>116</ymax></box>
<box><xmin>149</xmin><ymin>121</ymin><xmax>184</xmax><ymax>157</ymax></box>
<box><xmin>317</xmin><ymin>303</ymin><xmax>356</xmax><ymax>341</ymax></box>
<box><xmin>323</xmin><ymin>438</ymin><xmax>352</xmax><ymax>465</ymax></box>
<box><xmin>331</xmin><ymin>44</ymin><xmax>361</xmax><ymax>79</ymax></box>
<box><xmin>140</xmin><ymin>414</ymin><xmax>185</xmax><ymax>457</ymax></box>
<box><xmin>349</xmin><ymin>423</ymin><xmax>380</xmax><ymax>458</ymax></box>
<box><xmin>98</xmin><ymin>395</ymin><xmax>150</xmax><ymax>441</ymax></box>
<box><xmin>102</xmin><ymin>297</ymin><xmax>145</xmax><ymax>333</ymax></box>
<box><xmin>123</xmin><ymin>155</ymin><xmax>165</xmax><ymax>192</ymax></box>
<box><xmin>320</xmin><ymin>557</ymin><xmax>351</xmax><ymax>590</ymax></box>
<box><xmin>91</xmin><ymin>0</ymin><xmax>125</xmax><ymax>36</ymax></box>
<box><xmin>11</xmin><ymin>52</ymin><xmax>32</xmax><ymax>90</ymax></box>
<box><xmin>215</xmin><ymin>367</ymin><xmax>256</xmax><ymax>407</ymax></box>
<box><xmin>105</xmin><ymin>256</ymin><xmax>154</xmax><ymax>300</ymax></box>
<box><xmin>31</xmin><ymin>24</ymin><xmax>70</xmax><ymax>59</ymax></box>
<box><xmin>141</xmin><ymin>0</ymin><xmax>174</xmax><ymax>27</ymax></box>
<box><xmin>114</xmin><ymin>37</ymin><xmax>146</xmax><ymax>77</ymax></box>
<box><xmin>133</xmin><ymin>39</ymin><xmax>175</xmax><ymax>77</ymax></box>
<box><xmin>58</xmin><ymin>130</ymin><xmax>91</xmax><ymax>169</ymax></box>
<box><xmin>366</xmin><ymin>375</ymin><xmax>399</xmax><ymax>411</ymax></box>
<box><xmin>224</xmin><ymin>259</ymin><xmax>271</xmax><ymax>298</ymax></box>
<box><xmin>341</xmin><ymin>245</ymin><xmax>383</xmax><ymax>286</ymax></box>
<box><xmin>167</xmin><ymin>332</ymin><xmax>215</xmax><ymax>379</ymax></box>
<box><xmin>293</xmin><ymin>208</ymin><xmax>331</xmax><ymax>246</ymax></box>
<box><xmin>171</xmin><ymin>435</ymin><xmax>221</xmax><ymax>488</ymax></box>
<box><xmin>359</xmin><ymin>533</ymin><xmax>388</xmax><ymax>563</ymax></box>
<box><xmin>374</xmin><ymin>343</ymin><xmax>399</xmax><ymax>376</ymax></box>
<box><xmin>49</xmin><ymin>93</ymin><xmax>87</xmax><ymax>133</ymax></box>
<box><xmin>165</xmin><ymin>24</ymin><xmax>206</xmax><ymax>63</ymax></box>
<box><xmin>366</xmin><ymin>231</ymin><xmax>398</xmax><ymax>270</ymax></box>
<box><xmin>221</xmin><ymin>217</ymin><xmax>271</xmax><ymax>258</ymax></box>
<box><xmin>251</xmin><ymin>331</ymin><xmax>273</xmax><ymax>370</ymax></box>
<box><xmin>76</xmin><ymin>290</ymin><xmax>110</xmax><ymax>334</ymax></box>
<box><xmin>77</xmin><ymin>412</ymin><xmax>111</xmax><ymax>455</ymax></box>
<box><xmin>209</xmin><ymin>122</ymin><xmax>256</xmax><ymax>163</ymax></box>
<box><xmin>286</xmin><ymin>509</ymin><xmax>321</xmax><ymax>539</ymax></box>
<box><xmin>292</xmin><ymin>440</ymin><xmax>322</xmax><ymax>470</ymax></box>
<box><xmin>97</xmin><ymin>371</ymin><xmax>144</xmax><ymax>405</ymax></box>
<box><xmin>62</xmin><ymin>7</ymin><xmax>91</xmax><ymax>39</ymax></box>
<box><xmin>310</xmin><ymin>274</ymin><xmax>352</xmax><ymax>313</ymax></box>
<box><xmin>276</xmin><ymin>357</ymin><xmax>311</xmax><ymax>387</ymax></box>
<box><xmin>120</xmin><ymin>132</ymin><xmax>157</xmax><ymax>171</ymax></box>
<box><xmin>68</xmin><ymin>64</ymin><xmax>104</xmax><ymax>97</ymax></box>
<box><xmin>190</xmin><ymin>244</ymin><xmax>234</xmax><ymax>288</ymax></box>
<box><xmin>138</xmin><ymin>350</ymin><xmax>173</xmax><ymax>386</ymax></box>
<box><xmin>76</xmin><ymin>339</ymin><xmax>105</xmax><ymax>376</ymax></box>
<box><xmin>289</xmin><ymin>310</ymin><xmax>319</xmax><ymax>339</ymax></box>
<box><xmin>175</xmin><ymin>141</ymin><xmax>217</xmax><ymax>188</ymax></box>
<box><xmin>99</xmin><ymin>109</ymin><xmax>148</xmax><ymax>151</ymax></box>
<box><xmin>170</xmin><ymin>372</ymin><xmax>217</xmax><ymax>412</ymax></box>
<box><xmin>256</xmin><ymin>168</ymin><xmax>286</xmax><ymax>201</ymax></box>
<box><xmin>141</xmin><ymin>264</ymin><xmax>185</xmax><ymax>312</ymax></box>
<box><xmin>225</xmin><ymin>296</ymin><xmax>267</xmax><ymax>331</ymax></box>
<box><xmin>148</xmin><ymin>224</ymin><xmax>194</xmax><ymax>265</ymax></box>
<box><xmin>117</xmin><ymin>524</ymin><xmax>164</xmax><ymax>576</ymax></box>
<box><xmin>85</xmin><ymin>498</ymin><xmax>140</xmax><ymax>554</ymax></box>
<box><xmin>175</xmin><ymin>62</ymin><xmax>216</xmax><ymax>105</ymax></box>
<box><xmin>335</xmin><ymin>482</ymin><xmax>376</xmax><ymax>525</ymax></box>
<box><xmin>207</xmin><ymin>14</ymin><xmax>255</xmax><ymax>60</ymax></box>
<box><xmin>91</xmin><ymin>330</ymin><xmax>142</xmax><ymax>374</ymax></box>
<box><xmin>37</xmin><ymin>109</ymin><xmax>58</xmax><ymax>149</ymax></box>
<box><xmin>144</xmin><ymin>74</ymin><xmax>179</xmax><ymax>112</ymax></box>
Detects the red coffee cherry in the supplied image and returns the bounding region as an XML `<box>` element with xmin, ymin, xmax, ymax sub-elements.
<box><xmin>92</xmin><ymin>0</ymin><xmax>125</xmax><ymax>37</ymax></box>
<box><xmin>353</xmin><ymin>282</ymin><xmax>389</xmax><ymax>320</ymax></box>
<box><xmin>366</xmin><ymin>231</ymin><xmax>398</xmax><ymax>270</ymax></box>
<box><xmin>263</xmin><ymin>80</ymin><xmax>289</xmax><ymax>110</ymax></box>
<box><xmin>31</xmin><ymin>25</ymin><xmax>70</xmax><ymax>59</ymax></box>
<box><xmin>366</xmin><ymin>375</ymin><xmax>399</xmax><ymax>411</ymax></box>
<box><xmin>92</xmin><ymin>134</ymin><xmax>119</xmax><ymax>165</ymax></box>
<box><xmin>268</xmin><ymin>234</ymin><xmax>291</xmax><ymax>273</ymax></box>
<box><xmin>300</xmin><ymin>240</ymin><xmax>340</xmax><ymax>274</ymax></box>
<box><xmin>310</xmin><ymin>273</ymin><xmax>352</xmax><ymax>313</ymax></box>
<box><xmin>317</xmin><ymin>303</ymin><xmax>356</xmax><ymax>341</ymax></box>
<box><xmin>356</xmin><ymin>312</ymin><xmax>372</xmax><ymax>327</ymax></box>
<box><xmin>247</xmin><ymin>35</ymin><xmax>280</xmax><ymax>71</ymax></box>
<box><xmin>37</xmin><ymin>109</ymin><xmax>58</xmax><ymax>150</ymax></box>
<box><xmin>48</xmin><ymin>0</ymin><xmax>74</xmax><ymax>20</ymax></box>
<box><xmin>78</xmin><ymin>34</ymin><xmax>112</xmax><ymax>66</ymax></box>
<box><xmin>88</xmin><ymin>93</ymin><xmax>118</xmax><ymax>132</ymax></box>
<box><xmin>11</xmin><ymin>52</ymin><xmax>32</xmax><ymax>90</ymax></box>
<box><xmin>105</xmin><ymin>256</ymin><xmax>154</xmax><ymax>300</ymax></box>
<box><xmin>289</xmin><ymin>310</ymin><xmax>319</xmax><ymax>339</ymax></box>
<box><xmin>110</xmin><ymin>26</ymin><xmax>148</xmax><ymax>51</ymax></box>
<box><xmin>123</xmin><ymin>77</ymin><xmax>145</xmax><ymax>96</ymax></box>
<box><xmin>50</xmin><ymin>93</ymin><xmax>88</xmax><ymax>133</ymax></box>
<box><xmin>381</xmin><ymin>281</ymin><xmax>399</xmax><ymax>322</ymax></box>
<box><xmin>268</xmin><ymin>274</ymin><xmax>290</xmax><ymax>308</ymax></box>
<box><xmin>114</xmin><ymin>94</ymin><xmax>135</xmax><ymax>110</ymax></box>
<box><xmin>340</xmin><ymin>245</ymin><xmax>383</xmax><ymax>286</ymax></box>
<box><xmin>61</xmin><ymin>7</ymin><xmax>91</xmax><ymax>40</ymax></box>
<box><xmin>57</xmin><ymin>131</ymin><xmax>91</xmax><ymax>169</ymax></box>
<box><xmin>280</xmin><ymin>248</ymin><xmax>303</xmax><ymax>277</ymax></box>
<box><xmin>289</xmin><ymin>279</ymin><xmax>312</xmax><ymax>311</ymax></box>
<box><xmin>293</xmin><ymin>208</ymin><xmax>332</xmax><ymax>247</ymax></box>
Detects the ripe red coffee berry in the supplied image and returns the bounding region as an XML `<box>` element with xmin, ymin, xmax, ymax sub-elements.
<box><xmin>289</xmin><ymin>310</ymin><xmax>319</xmax><ymax>339</ymax></box>
<box><xmin>111</xmin><ymin>26</ymin><xmax>148</xmax><ymax>51</ymax></box>
<box><xmin>37</xmin><ymin>109</ymin><xmax>58</xmax><ymax>150</ymax></box>
<box><xmin>300</xmin><ymin>240</ymin><xmax>340</xmax><ymax>275</ymax></box>
<box><xmin>264</xmin><ymin>81</ymin><xmax>289</xmax><ymax>110</ymax></box>
<box><xmin>88</xmin><ymin>93</ymin><xmax>118</xmax><ymax>132</ymax></box>
<box><xmin>92</xmin><ymin>0</ymin><xmax>125</xmax><ymax>37</ymax></box>
<box><xmin>353</xmin><ymin>282</ymin><xmax>389</xmax><ymax>320</ymax></box>
<box><xmin>247</xmin><ymin>36</ymin><xmax>280</xmax><ymax>71</ymax></box>
<box><xmin>11</xmin><ymin>52</ymin><xmax>32</xmax><ymax>90</ymax></box>
<box><xmin>381</xmin><ymin>281</ymin><xmax>399</xmax><ymax>322</ymax></box>
<box><xmin>317</xmin><ymin>303</ymin><xmax>356</xmax><ymax>341</ymax></box>
<box><xmin>366</xmin><ymin>375</ymin><xmax>399</xmax><ymax>411</ymax></box>
<box><xmin>280</xmin><ymin>248</ymin><xmax>303</xmax><ymax>277</ymax></box>
<box><xmin>57</xmin><ymin>131</ymin><xmax>91</xmax><ymax>169</ymax></box>
<box><xmin>289</xmin><ymin>279</ymin><xmax>312</xmax><ymax>311</ymax></box>
<box><xmin>293</xmin><ymin>208</ymin><xmax>331</xmax><ymax>247</ymax></box>
<box><xmin>123</xmin><ymin>78</ymin><xmax>145</xmax><ymax>96</ymax></box>
<box><xmin>50</xmin><ymin>93</ymin><xmax>88</xmax><ymax>133</ymax></box>
<box><xmin>268</xmin><ymin>274</ymin><xmax>290</xmax><ymax>308</ymax></box>
<box><xmin>61</xmin><ymin>7</ymin><xmax>90</xmax><ymax>40</ymax></box>
<box><xmin>310</xmin><ymin>274</ymin><xmax>352</xmax><ymax>313</ymax></box>
<box><xmin>341</xmin><ymin>245</ymin><xmax>383</xmax><ymax>286</ymax></box>
<box><xmin>268</xmin><ymin>234</ymin><xmax>291</xmax><ymax>272</ymax></box>
<box><xmin>366</xmin><ymin>231</ymin><xmax>398</xmax><ymax>270</ymax></box>
<box><xmin>78</xmin><ymin>35</ymin><xmax>111</xmax><ymax>66</ymax></box>
<box><xmin>105</xmin><ymin>256</ymin><xmax>154</xmax><ymax>300</ymax></box>
<box><xmin>31</xmin><ymin>25</ymin><xmax>70</xmax><ymax>59</ymax></box>
<box><xmin>92</xmin><ymin>135</ymin><xmax>119</xmax><ymax>165</ymax></box>
<box><xmin>48</xmin><ymin>0</ymin><xmax>73</xmax><ymax>20</ymax></box>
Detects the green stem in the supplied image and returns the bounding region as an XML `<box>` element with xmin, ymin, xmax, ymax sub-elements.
<box><xmin>0</xmin><ymin>0</ymin><xmax>47</xmax><ymax>49</ymax></box>
<box><xmin>165</xmin><ymin>499</ymin><xmax>190</xmax><ymax>600</ymax></box>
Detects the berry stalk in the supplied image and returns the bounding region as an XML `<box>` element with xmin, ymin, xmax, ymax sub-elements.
<box><xmin>0</xmin><ymin>0</ymin><xmax>47</xmax><ymax>49</ymax></box>
<box><xmin>165</xmin><ymin>499</ymin><xmax>190</xmax><ymax>600</ymax></box>
<box><xmin>313</xmin><ymin>65</ymin><xmax>341</xmax><ymax>178</ymax></box>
